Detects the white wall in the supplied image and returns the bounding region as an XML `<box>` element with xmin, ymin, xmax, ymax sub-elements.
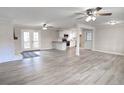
<box><xmin>40</xmin><ymin>29</ymin><xmax>59</xmax><ymax>49</ymax></box>
<box><xmin>94</xmin><ymin>24</ymin><xmax>124</xmax><ymax>55</ymax></box>
<box><xmin>0</xmin><ymin>23</ymin><xmax>22</xmax><ymax>63</ymax></box>
<box><xmin>14</xmin><ymin>26</ymin><xmax>59</xmax><ymax>53</ymax></box>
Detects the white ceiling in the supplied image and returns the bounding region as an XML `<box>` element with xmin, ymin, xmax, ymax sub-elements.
<box><xmin>0</xmin><ymin>7</ymin><xmax>124</xmax><ymax>28</ymax></box>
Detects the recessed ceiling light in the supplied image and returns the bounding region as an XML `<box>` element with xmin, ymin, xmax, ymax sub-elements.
<box><xmin>106</xmin><ymin>20</ymin><xmax>120</xmax><ymax>25</ymax></box>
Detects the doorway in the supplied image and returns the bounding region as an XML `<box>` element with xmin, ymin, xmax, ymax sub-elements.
<box><xmin>80</xmin><ymin>28</ymin><xmax>93</xmax><ymax>50</ymax></box>
<box><xmin>21</xmin><ymin>29</ymin><xmax>41</xmax><ymax>51</ymax></box>
<box><xmin>84</xmin><ymin>31</ymin><xmax>93</xmax><ymax>49</ymax></box>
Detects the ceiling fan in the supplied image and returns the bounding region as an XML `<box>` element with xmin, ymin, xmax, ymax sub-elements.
<box><xmin>75</xmin><ymin>7</ymin><xmax>112</xmax><ymax>22</ymax></box>
<box><xmin>42</xmin><ymin>24</ymin><xmax>47</xmax><ymax>30</ymax></box>
<box><xmin>42</xmin><ymin>23</ymin><xmax>61</xmax><ymax>31</ymax></box>
<box><xmin>42</xmin><ymin>23</ymin><xmax>55</xmax><ymax>30</ymax></box>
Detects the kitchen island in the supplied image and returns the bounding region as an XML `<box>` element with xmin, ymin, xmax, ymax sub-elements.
<box><xmin>52</xmin><ymin>41</ymin><xmax>66</xmax><ymax>50</ymax></box>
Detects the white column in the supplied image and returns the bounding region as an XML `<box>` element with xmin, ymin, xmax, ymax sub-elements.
<box><xmin>76</xmin><ymin>26</ymin><xmax>80</xmax><ymax>56</ymax></box>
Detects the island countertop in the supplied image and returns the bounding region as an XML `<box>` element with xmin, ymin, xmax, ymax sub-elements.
<box><xmin>52</xmin><ymin>41</ymin><xmax>66</xmax><ymax>50</ymax></box>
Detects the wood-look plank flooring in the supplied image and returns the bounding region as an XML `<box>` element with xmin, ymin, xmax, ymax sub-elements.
<box><xmin>0</xmin><ymin>48</ymin><xmax>124</xmax><ymax>85</ymax></box>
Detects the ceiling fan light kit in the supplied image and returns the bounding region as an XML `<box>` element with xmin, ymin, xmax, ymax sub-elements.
<box><xmin>85</xmin><ymin>16</ymin><xmax>92</xmax><ymax>22</ymax></box>
<box><xmin>42</xmin><ymin>27</ymin><xmax>47</xmax><ymax>30</ymax></box>
<box><xmin>92</xmin><ymin>16</ymin><xmax>96</xmax><ymax>21</ymax></box>
<box><xmin>85</xmin><ymin>16</ymin><xmax>96</xmax><ymax>22</ymax></box>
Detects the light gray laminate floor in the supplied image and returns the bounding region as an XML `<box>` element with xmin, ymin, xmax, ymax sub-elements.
<box><xmin>0</xmin><ymin>49</ymin><xmax>124</xmax><ymax>85</ymax></box>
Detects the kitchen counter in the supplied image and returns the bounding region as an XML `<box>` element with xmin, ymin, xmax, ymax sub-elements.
<box><xmin>52</xmin><ymin>41</ymin><xmax>66</xmax><ymax>50</ymax></box>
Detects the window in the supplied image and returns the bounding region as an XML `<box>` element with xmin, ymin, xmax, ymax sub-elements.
<box><xmin>33</xmin><ymin>32</ymin><xmax>39</xmax><ymax>48</ymax></box>
<box><xmin>86</xmin><ymin>32</ymin><xmax>92</xmax><ymax>41</ymax></box>
<box><xmin>22</xmin><ymin>30</ymin><xmax>40</xmax><ymax>50</ymax></box>
<box><xmin>24</xmin><ymin>32</ymin><xmax>30</xmax><ymax>49</ymax></box>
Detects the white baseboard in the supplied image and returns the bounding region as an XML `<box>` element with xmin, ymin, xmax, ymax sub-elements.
<box><xmin>0</xmin><ymin>54</ymin><xmax>23</xmax><ymax>63</ymax></box>
<box><xmin>21</xmin><ymin>48</ymin><xmax>53</xmax><ymax>52</ymax></box>
<box><xmin>92</xmin><ymin>49</ymin><xmax>124</xmax><ymax>56</ymax></box>
<box><xmin>40</xmin><ymin>48</ymin><xmax>53</xmax><ymax>50</ymax></box>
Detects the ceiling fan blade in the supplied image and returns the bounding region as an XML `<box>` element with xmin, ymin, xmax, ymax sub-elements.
<box><xmin>76</xmin><ymin>17</ymin><xmax>84</xmax><ymax>20</ymax></box>
<box><xmin>97</xmin><ymin>13</ymin><xmax>112</xmax><ymax>16</ymax></box>
<box><xmin>70</xmin><ymin>12</ymin><xmax>85</xmax><ymax>18</ymax></box>
<box><xmin>75</xmin><ymin>12</ymin><xmax>83</xmax><ymax>15</ymax></box>
<box><xmin>74</xmin><ymin>12</ymin><xmax>85</xmax><ymax>16</ymax></box>
<box><xmin>96</xmin><ymin>7</ymin><xmax>102</xmax><ymax>11</ymax></box>
<box><xmin>47</xmin><ymin>26</ymin><xmax>55</xmax><ymax>28</ymax></box>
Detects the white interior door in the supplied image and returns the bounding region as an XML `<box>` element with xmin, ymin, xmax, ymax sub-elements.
<box><xmin>84</xmin><ymin>31</ymin><xmax>93</xmax><ymax>49</ymax></box>
<box><xmin>21</xmin><ymin>30</ymin><xmax>41</xmax><ymax>51</ymax></box>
